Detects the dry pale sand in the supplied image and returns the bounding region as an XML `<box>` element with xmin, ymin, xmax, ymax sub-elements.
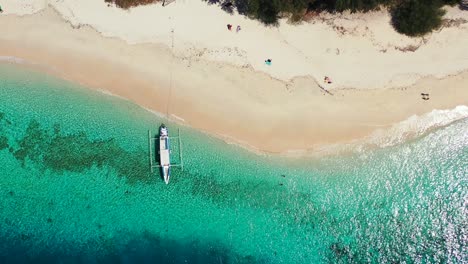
<box><xmin>3</xmin><ymin>0</ymin><xmax>468</xmax><ymax>89</ymax></box>
<box><xmin>1</xmin><ymin>5</ymin><xmax>468</xmax><ymax>153</ymax></box>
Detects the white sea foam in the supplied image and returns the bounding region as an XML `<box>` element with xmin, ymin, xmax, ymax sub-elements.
<box><xmin>96</xmin><ymin>89</ymin><xmax>129</xmax><ymax>101</ymax></box>
<box><xmin>141</xmin><ymin>105</ymin><xmax>468</xmax><ymax>158</ymax></box>
<box><xmin>363</xmin><ymin>105</ymin><xmax>468</xmax><ymax>148</ymax></box>
<box><xmin>170</xmin><ymin>114</ymin><xmax>186</xmax><ymax>123</ymax></box>
<box><xmin>106</xmin><ymin>88</ymin><xmax>467</xmax><ymax>157</ymax></box>
<box><xmin>318</xmin><ymin>105</ymin><xmax>468</xmax><ymax>156</ymax></box>
<box><xmin>95</xmin><ymin>90</ymin><xmax>184</xmax><ymax>128</ymax></box>
<box><xmin>0</xmin><ymin>56</ymin><xmax>27</xmax><ymax>64</ymax></box>
<box><xmin>142</xmin><ymin>107</ymin><xmax>166</xmax><ymax>119</ymax></box>
<box><xmin>94</xmin><ymin>86</ymin><xmax>468</xmax><ymax>157</ymax></box>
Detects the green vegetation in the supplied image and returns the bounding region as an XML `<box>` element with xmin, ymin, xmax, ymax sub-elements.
<box><xmin>105</xmin><ymin>0</ymin><xmax>160</xmax><ymax>9</ymax></box>
<box><xmin>106</xmin><ymin>0</ymin><xmax>461</xmax><ymax>36</ymax></box>
<box><xmin>391</xmin><ymin>0</ymin><xmax>445</xmax><ymax>36</ymax></box>
<box><xmin>206</xmin><ymin>0</ymin><xmax>458</xmax><ymax>35</ymax></box>
<box><xmin>206</xmin><ymin>0</ymin><xmax>393</xmax><ymax>25</ymax></box>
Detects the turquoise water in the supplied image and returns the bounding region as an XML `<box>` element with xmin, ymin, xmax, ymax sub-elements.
<box><xmin>0</xmin><ymin>63</ymin><xmax>467</xmax><ymax>263</ymax></box>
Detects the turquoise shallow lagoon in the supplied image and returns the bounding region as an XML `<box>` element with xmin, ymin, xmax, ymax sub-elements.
<box><xmin>0</xmin><ymin>63</ymin><xmax>467</xmax><ymax>263</ymax></box>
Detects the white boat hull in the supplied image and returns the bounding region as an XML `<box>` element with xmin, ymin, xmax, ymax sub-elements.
<box><xmin>162</xmin><ymin>165</ymin><xmax>170</xmax><ymax>184</ymax></box>
<box><xmin>159</xmin><ymin>126</ymin><xmax>171</xmax><ymax>184</ymax></box>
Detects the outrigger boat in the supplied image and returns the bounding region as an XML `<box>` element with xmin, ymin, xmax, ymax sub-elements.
<box><xmin>159</xmin><ymin>124</ymin><xmax>171</xmax><ymax>184</ymax></box>
<box><xmin>148</xmin><ymin>124</ymin><xmax>183</xmax><ymax>184</ymax></box>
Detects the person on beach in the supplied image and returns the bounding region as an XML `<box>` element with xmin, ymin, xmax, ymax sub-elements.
<box><xmin>0</xmin><ymin>5</ymin><xmax>3</xmax><ymax>13</ymax></box>
<box><xmin>265</xmin><ymin>59</ymin><xmax>272</xmax><ymax>66</ymax></box>
<box><xmin>236</xmin><ymin>25</ymin><xmax>241</xmax><ymax>33</ymax></box>
<box><xmin>324</xmin><ymin>76</ymin><xmax>332</xmax><ymax>84</ymax></box>
<box><xmin>227</xmin><ymin>24</ymin><xmax>232</xmax><ymax>31</ymax></box>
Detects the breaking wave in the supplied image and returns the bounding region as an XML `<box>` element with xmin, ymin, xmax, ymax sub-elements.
<box><xmin>313</xmin><ymin>105</ymin><xmax>468</xmax><ymax>156</ymax></box>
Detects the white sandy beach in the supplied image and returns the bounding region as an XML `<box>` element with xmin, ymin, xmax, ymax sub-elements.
<box><xmin>4</xmin><ymin>0</ymin><xmax>468</xmax><ymax>88</ymax></box>
<box><xmin>1</xmin><ymin>0</ymin><xmax>468</xmax><ymax>153</ymax></box>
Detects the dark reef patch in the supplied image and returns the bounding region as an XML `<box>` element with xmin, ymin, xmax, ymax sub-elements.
<box><xmin>0</xmin><ymin>112</ymin><xmax>10</xmax><ymax>150</ymax></box>
<box><xmin>0</xmin><ymin>231</ymin><xmax>268</xmax><ymax>264</ymax></box>
<box><xmin>3</xmin><ymin>118</ymin><xmax>326</xmax><ymax>229</ymax></box>
<box><xmin>0</xmin><ymin>136</ymin><xmax>8</xmax><ymax>151</ymax></box>
<box><xmin>173</xmin><ymin>169</ymin><xmax>329</xmax><ymax>243</ymax></box>
<box><xmin>8</xmin><ymin>120</ymin><xmax>151</xmax><ymax>183</ymax></box>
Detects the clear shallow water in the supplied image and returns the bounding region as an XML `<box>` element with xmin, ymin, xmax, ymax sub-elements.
<box><xmin>0</xmin><ymin>63</ymin><xmax>467</xmax><ymax>263</ymax></box>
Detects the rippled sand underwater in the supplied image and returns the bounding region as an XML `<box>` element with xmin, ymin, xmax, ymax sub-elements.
<box><xmin>0</xmin><ymin>63</ymin><xmax>467</xmax><ymax>263</ymax></box>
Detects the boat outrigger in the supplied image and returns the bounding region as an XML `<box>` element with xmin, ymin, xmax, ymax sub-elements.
<box><xmin>148</xmin><ymin>124</ymin><xmax>183</xmax><ymax>184</ymax></box>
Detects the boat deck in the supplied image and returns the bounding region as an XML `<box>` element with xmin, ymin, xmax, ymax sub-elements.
<box><xmin>159</xmin><ymin>137</ymin><xmax>170</xmax><ymax>166</ymax></box>
<box><xmin>148</xmin><ymin>127</ymin><xmax>183</xmax><ymax>182</ymax></box>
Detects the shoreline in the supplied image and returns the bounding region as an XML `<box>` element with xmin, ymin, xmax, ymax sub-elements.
<box><xmin>7</xmin><ymin>56</ymin><xmax>466</xmax><ymax>159</ymax></box>
<box><xmin>1</xmin><ymin>8</ymin><xmax>468</xmax><ymax>154</ymax></box>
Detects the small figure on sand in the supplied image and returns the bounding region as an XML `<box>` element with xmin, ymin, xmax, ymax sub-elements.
<box><xmin>421</xmin><ymin>93</ymin><xmax>429</xmax><ymax>100</ymax></box>
<box><xmin>324</xmin><ymin>76</ymin><xmax>332</xmax><ymax>84</ymax></box>
<box><xmin>236</xmin><ymin>25</ymin><xmax>241</xmax><ymax>33</ymax></box>
<box><xmin>0</xmin><ymin>5</ymin><xmax>3</xmax><ymax>13</ymax></box>
<box><xmin>265</xmin><ymin>59</ymin><xmax>272</xmax><ymax>66</ymax></box>
<box><xmin>227</xmin><ymin>24</ymin><xmax>232</xmax><ymax>31</ymax></box>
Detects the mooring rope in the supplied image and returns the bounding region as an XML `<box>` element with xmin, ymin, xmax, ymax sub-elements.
<box><xmin>165</xmin><ymin>28</ymin><xmax>175</xmax><ymax>119</ymax></box>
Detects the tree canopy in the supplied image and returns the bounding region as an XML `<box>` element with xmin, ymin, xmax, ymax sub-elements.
<box><xmin>105</xmin><ymin>0</ymin><xmax>159</xmax><ymax>9</ymax></box>
<box><xmin>391</xmin><ymin>0</ymin><xmax>446</xmax><ymax>36</ymax></box>
<box><xmin>106</xmin><ymin>0</ymin><xmax>460</xmax><ymax>36</ymax></box>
